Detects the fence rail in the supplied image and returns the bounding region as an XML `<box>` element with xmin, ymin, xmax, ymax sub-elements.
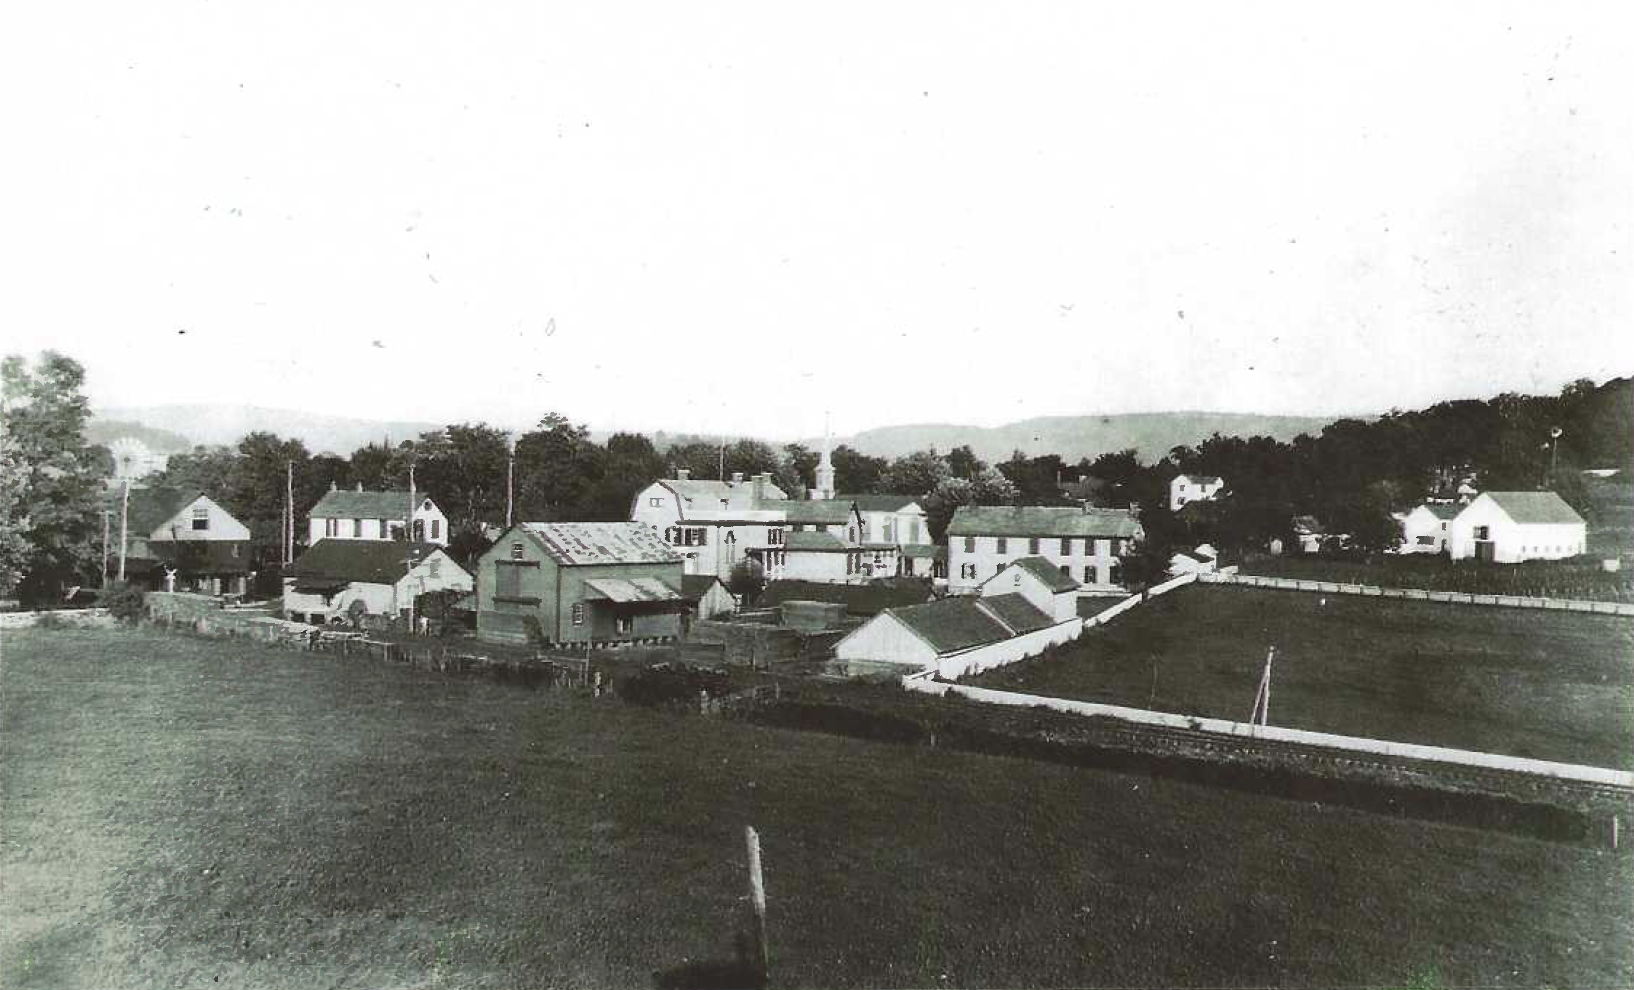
<box><xmin>1200</xmin><ymin>572</ymin><xmax>1634</xmax><ymax>615</ymax></box>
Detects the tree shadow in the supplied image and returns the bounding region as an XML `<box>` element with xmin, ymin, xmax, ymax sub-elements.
<box><xmin>653</xmin><ymin>930</ymin><xmax>766</xmax><ymax>990</ymax></box>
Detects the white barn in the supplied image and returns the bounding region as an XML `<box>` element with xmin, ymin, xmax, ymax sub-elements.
<box><xmin>1400</xmin><ymin>503</ymin><xmax>1459</xmax><ymax>554</ymax></box>
<box><xmin>1447</xmin><ymin>491</ymin><xmax>1587</xmax><ymax>563</ymax></box>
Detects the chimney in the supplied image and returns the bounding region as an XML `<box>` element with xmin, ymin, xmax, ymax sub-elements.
<box><xmin>752</xmin><ymin>472</ymin><xmax>768</xmax><ymax>502</ymax></box>
<box><xmin>676</xmin><ymin>468</ymin><xmax>690</xmax><ymax>481</ymax></box>
<box><xmin>356</xmin><ymin>482</ymin><xmax>364</xmax><ymax>492</ymax></box>
<box><xmin>731</xmin><ymin>471</ymin><xmax>744</xmax><ymax>484</ymax></box>
<box><xmin>330</xmin><ymin>480</ymin><xmax>337</xmax><ymax>492</ymax></box>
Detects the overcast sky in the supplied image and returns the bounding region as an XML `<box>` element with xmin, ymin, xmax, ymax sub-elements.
<box><xmin>5</xmin><ymin>2</ymin><xmax>1631</xmax><ymax>438</ymax></box>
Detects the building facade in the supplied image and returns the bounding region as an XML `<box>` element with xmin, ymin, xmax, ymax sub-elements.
<box><xmin>1400</xmin><ymin>503</ymin><xmax>1459</xmax><ymax>554</ymax></box>
<box><xmin>476</xmin><ymin>522</ymin><xmax>687</xmax><ymax>645</ymax></box>
<box><xmin>308</xmin><ymin>485</ymin><xmax>450</xmax><ymax>547</ymax></box>
<box><xmin>1447</xmin><ymin>492</ymin><xmax>1587</xmax><ymax>563</ymax></box>
<box><xmin>116</xmin><ymin>487</ymin><xmax>255</xmax><ymax>595</ymax></box>
<box><xmin>283</xmin><ymin>540</ymin><xmax>471</xmax><ymax>624</ymax></box>
<box><xmin>629</xmin><ymin>470</ymin><xmax>788</xmax><ymax>579</ymax></box>
<box><xmin>946</xmin><ymin>505</ymin><xmax>1142</xmax><ymax>595</ymax></box>
<box><xmin>1170</xmin><ymin>474</ymin><xmax>1225</xmax><ymax>511</ymax></box>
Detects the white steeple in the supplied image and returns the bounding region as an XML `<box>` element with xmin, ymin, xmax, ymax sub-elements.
<box><xmin>812</xmin><ymin>413</ymin><xmax>836</xmax><ymax>501</ymax></box>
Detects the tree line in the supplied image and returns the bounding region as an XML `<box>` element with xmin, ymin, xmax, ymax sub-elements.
<box><xmin>3</xmin><ymin>347</ymin><xmax>1628</xmax><ymax>604</ymax></box>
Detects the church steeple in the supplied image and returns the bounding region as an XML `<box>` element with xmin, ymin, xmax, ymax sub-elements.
<box><xmin>812</xmin><ymin>414</ymin><xmax>836</xmax><ymax>501</ymax></box>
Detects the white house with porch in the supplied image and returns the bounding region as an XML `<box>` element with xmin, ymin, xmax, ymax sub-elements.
<box><xmin>308</xmin><ymin>485</ymin><xmax>450</xmax><ymax>546</ymax></box>
<box><xmin>629</xmin><ymin>470</ymin><xmax>788</xmax><ymax>579</ymax></box>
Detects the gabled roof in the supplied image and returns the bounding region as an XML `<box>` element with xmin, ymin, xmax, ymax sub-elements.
<box><xmin>1417</xmin><ymin>503</ymin><xmax>1461</xmax><ymax>520</ymax></box>
<box><xmin>785</xmin><ymin>530</ymin><xmax>849</xmax><ymax>551</ymax></box>
<box><xmin>290</xmin><ymin>540</ymin><xmax>448</xmax><ymax>585</ymax></box>
<box><xmin>885</xmin><ymin>597</ymin><xmax>1014</xmax><ymax>653</ymax></box>
<box><xmin>310</xmin><ymin>489</ymin><xmax>436</xmax><ymax>519</ymax></box>
<box><xmin>1057</xmin><ymin>477</ymin><xmax>1109</xmax><ymax>502</ymax></box>
<box><xmin>1001</xmin><ymin>555</ymin><xmax>1081</xmax><ymax>593</ymax></box>
<box><xmin>119</xmin><ymin>487</ymin><xmax>208</xmax><ymax>535</ymax></box>
<box><xmin>783</xmin><ymin>500</ymin><xmax>857</xmax><ymax>525</ymax></box>
<box><xmin>977</xmin><ymin>593</ymin><xmax>1054</xmax><ymax>634</ymax></box>
<box><xmin>900</xmin><ymin>544</ymin><xmax>945</xmax><ymax>560</ymax></box>
<box><xmin>661</xmin><ymin>477</ymin><xmax>788</xmax><ymax>512</ymax></box>
<box><xmin>1175</xmin><ymin>474</ymin><xmax>1222</xmax><ymax>486</ymax></box>
<box><xmin>838</xmin><ymin>494</ymin><xmax>924</xmax><ymax>513</ymax></box>
<box><xmin>758</xmin><ymin>579</ymin><xmax>934</xmax><ymax>617</ymax></box>
<box><xmin>517</xmin><ymin>522</ymin><xmax>681</xmax><ymax>566</ymax></box>
<box><xmin>679</xmin><ymin>574</ymin><xmax>728</xmax><ymax>602</ymax></box>
<box><xmin>1482</xmin><ymin>491</ymin><xmax>1586</xmax><ymax>526</ymax></box>
<box><xmin>947</xmin><ymin>505</ymin><xmax>1141</xmax><ymax>539</ymax></box>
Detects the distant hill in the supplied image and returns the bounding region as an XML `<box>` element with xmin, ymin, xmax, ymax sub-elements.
<box><xmin>92</xmin><ymin>405</ymin><xmax>447</xmax><ymax>456</ymax></box>
<box><xmin>84</xmin><ymin>419</ymin><xmax>194</xmax><ymax>455</ymax></box>
<box><xmin>818</xmin><ymin>412</ymin><xmax>1346</xmax><ymax>463</ymax></box>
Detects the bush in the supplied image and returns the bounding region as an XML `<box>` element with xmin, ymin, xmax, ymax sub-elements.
<box><xmin>98</xmin><ymin>581</ymin><xmax>147</xmax><ymax>623</ymax></box>
<box><xmin>616</xmin><ymin>663</ymin><xmax>736</xmax><ymax>709</ymax></box>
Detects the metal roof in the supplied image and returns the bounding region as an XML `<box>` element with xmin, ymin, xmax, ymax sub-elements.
<box><xmin>1482</xmin><ymin>491</ymin><xmax>1586</xmax><ymax>526</ymax></box>
<box><xmin>518</xmin><ymin>521</ymin><xmax>681</xmax><ymax>565</ymax></box>
<box><xmin>583</xmin><ymin>577</ymin><xmax>685</xmax><ymax>603</ymax></box>
<box><xmin>947</xmin><ymin>505</ymin><xmax>1142</xmax><ymax>539</ymax></box>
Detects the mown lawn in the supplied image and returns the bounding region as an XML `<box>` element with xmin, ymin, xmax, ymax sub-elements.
<box><xmin>972</xmin><ymin>585</ymin><xmax>1634</xmax><ymax>770</ymax></box>
<box><xmin>3</xmin><ymin>626</ymin><xmax>1631</xmax><ymax>988</ymax></box>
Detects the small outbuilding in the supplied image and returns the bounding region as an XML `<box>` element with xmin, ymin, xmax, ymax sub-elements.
<box><xmin>977</xmin><ymin>555</ymin><xmax>1081</xmax><ymax>622</ymax></box>
<box><xmin>1400</xmin><ymin>503</ymin><xmax>1460</xmax><ymax>554</ymax></box>
<box><xmin>680</xmin><ymin>574</ymin><xmax>736</xmax><ymax>620</ymax></box>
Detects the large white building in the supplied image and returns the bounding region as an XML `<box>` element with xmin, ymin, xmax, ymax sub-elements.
<box><xmin>1170</xmin><ymin>474</ymin><xmax>1225</xmax><ymax>511</ymax></box>
<box><xmin>1447</xmin><ymin>491</ymin><xmax>1587</xmax><ymax>563</ymax></box>
<box><xmin>629</xmin><ymin>470</ymin><xmax>789</xmax><ymax>579</ymax></box>
<box><xmin>308</xmin><ymin>485</ymin><xmax>450</xmax><ymax>547</ymax></box>
<box><xmin>945</xmin><ymin>505</ymin><xmax>1142</xmax><ymax>595</ymax></box>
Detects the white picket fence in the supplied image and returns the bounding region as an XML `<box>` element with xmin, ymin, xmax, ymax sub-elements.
<box><xmin>900</xmin><ymin>677</ymin><xmax>1634</xmax><ymax>787</ymax></box>
<box><xmin>1200</xmin><ymin>571</ymin><xmax>1634</xmax><ymax>616</ymax></box>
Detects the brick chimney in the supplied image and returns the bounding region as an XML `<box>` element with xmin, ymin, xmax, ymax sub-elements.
<box><xmin>752</xmin><ymin>472</ymin><xmax>768</xmax><ymax>503</ymax></box>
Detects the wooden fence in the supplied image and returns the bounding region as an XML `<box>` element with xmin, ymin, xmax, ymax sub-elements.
<box><xmin>1200</xmin><ymin>572</ymin><xmax>1634</xmax><ymax>615</ymax></box>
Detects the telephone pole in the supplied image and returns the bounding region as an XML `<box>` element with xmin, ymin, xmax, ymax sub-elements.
<box><xmin>101</xmin><ymin>509</ymin><xmax>112</xmax><ymax>586</ymax></box>
<box><xmin>117</xmin><ymin>474</ymin><xmax>130</xmax><ymax>581</ymax></box>
<box><xmin>285</xmin><ymin>459</ymin><xmax>295</xmax><ymax>564</ymax></box>
<box><xmin>505</xmin><ymin>435</ymin><xmax>515</xmax><ymax>529</ymax></box>
<box><xmin>1249</xmin><ymin>646</ymin><xmax>1276</xmax><ymax>726</ymax></box>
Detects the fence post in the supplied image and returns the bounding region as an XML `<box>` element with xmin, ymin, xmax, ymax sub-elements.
<box><xmin>744</xmin><ymin>826</ymin><xmax>770</xmax><ymax>983</ymax></box>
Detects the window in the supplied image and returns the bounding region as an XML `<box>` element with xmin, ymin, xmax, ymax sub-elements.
<box><xmin>431</xmin><ymin>519</ymin><xmax>441</xmax><ymax>540</ymax></box>
<box><xmin>1029</xmin><ymin>538</ymin><xmax>1041</xmax><ymax>554</ymax></box>
<box><xmin>510</xmin><ymin>542</ymin><xmax>525</xmax><ymax>560</ymax></box>
<box><xmin>192</xmin><ymin>507</ymin><xmax>209</xmax><ymax>531</ymax></box>
<box><xmin>1060</xmin><ymin>538</ymin><xmax>1071</xmax><ymax>555</ymax></box>
<box><xmin>720</xmin><ymin>498</ymin><xmax>729</xmax><ymax>509</ymax></box>
<box><xmin>616</xmin><ymin>615</ymin><xmax>632</xmax><ymax>635</ymax></box>
<box><xmin>325</xmin><ymin>518</ymin><xmax>338</xmax><ymax>537</ymax></box>
<box><xmin>769</xmin><ymin>528</ymin><xmax>784</xmax><ymax>545</ymax></box>
<box><xmin>1060</xmin><ymin>564</ymin><xmax>1071</xmax><ymax>576</ymax></box>
<box><xmin>428</xmin><ymin>558</ymin><xmax>441</xmax><ymax>577</ymax></box>
<box><xmin>1084</xmin><ymin>565</ymin><xmax>1094</xmax><ymax>583</ymax></box>
<box><xmin>571</xmin><ymin>603</ymin><xmax>585</xmax><ymax>625</ymax></box>
<box><xmin>231</xmin><ymin>543</ymin><xmax>240</xmax><ymax>558</ymax></box>
<box><xmin>883</xmin><ymin>521</ymin><xmax>894</xmax><ymax>543</ymax></box>
<box><xmin>352</xmin><ymin>518</ymin><xmax>362</xmax><ymax>537</ymax></box>
<box><xmin>379</xmin><ymin>519</ymin><xmax>389</xmax><ymax>537</ymax></box>
<box><xmin>848</xmin><ymin>527</ymin><xmax>857</xmax><ymax>543</ymax></box>
<box><xmin>963</xmin><ymin>537</ymin><xmax>975</xmax><ymax>553</ymax></box>
<box><xmin>649</xmin><ymin>497</ymin><xmax>663</xmax><ymax>507</ymax></box>
<box><xmin>413</xmin><ymin>519</ymin><xmax>425</xmax><ymax>541</ymax></box>
<box><xmin>1474</xmin><ymin>525</ymin><xmax>1490</xmax><ymax>540</ymax></box>
<box><xmin>1440</xmin><ymin>522</ymin><xmax>1448</xmax><ymax>531</ymax></box>
<box><xmin>1416</xmin><ymin>536</ymin><xmax>1434</xmax><ymax>545</ymax></box>
<box><xmin>911</xmin><ymin>520</ymin><xmax>922</xmax><ymax>542</ymax></box>
<box><xmin>996</xmin><ymin>537</ymin><xmax>1008</xmax><ymax>554</ymax></box>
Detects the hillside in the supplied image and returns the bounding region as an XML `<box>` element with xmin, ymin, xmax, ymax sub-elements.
<box><xmin>823</xmin><ymin>411</ymin><xmax>1343</xmax><ymax>462</ymax></box>
<box><xmin>92</xmin><ymin>405</ymin><xmax>446</xmax><ymax>456</ymax></box>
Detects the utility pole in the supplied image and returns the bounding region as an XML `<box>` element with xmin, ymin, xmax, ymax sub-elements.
<box><xmin>117</xmin><ymin>473</ymin><xmax>130</xmax><ymax>582</ymax></box>
<box><xmin>1548</xmin><ymin>426</ymin><xmax>1563</xmax><ymax>487</ymax></box>
<box><xmin>1249</xmin><ymin>645</ymin><xmax>1275</xmax><ymax>727</ymax></box>
<box><xmin>719</xmin><ymin>441</ymin><xmax>726</xmax><ymax>481</ymax></box>
<box><xmin>101</xmin><ymin>509</ymin><xmax>112</xmax><ymax>587</ymax></box>
<box><xmin>285</xmin><ymin>459</ymin><xmax>295</xmax><ymax>565</ymax></box>
<box><xmin>505</xmin><ymin>434</ymin><xmax>515</xmax><ymax>529</ymax></box>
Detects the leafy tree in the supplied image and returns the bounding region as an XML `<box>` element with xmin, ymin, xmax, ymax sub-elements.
<box><xmin>775</xmin><ymin>442</ymin><xmax>817</xmax><ymax>495</ymax></box>
<box><xmin>0</xmin><ymin>426</ymin><xmax>33</xmax><ymax>597</ymax></box>
<box><xmin>946</xmin><ymin>444</ymin><xmax>985</xmax><ymax>480</ymax></box>
<box><xmin>727</xmin><ymin>559</ymin><xmax>765</xmax><ymax>604</ymax></box>
<box><xmin>1</xmin><ymin>352</ymin><xmax>106</xmax><ymax>603</ymax></box>
<box><xmin>922</xmin><ymin>467</ymin><xmax>1019</xmax><ymax>543</ymax></box>
<box><xmin>147</xmin><ymin>444</ymin><xmax>237</xmax><ymax>493</ymax></box>
<box><xmin>579</xmin><ymin>431</ymin><xmax>667</xmax><ymax>520</ymax></box>
<box><xmin>880</xmin><ymin>449</ymin><xmax>951</xmax><ymax>496</ymax></box>
<box><xmin>515</xmin><ymin>413</ymin><xmax>603</xmax><ymax>520</ymax></box>
<box><xmin>831</xmin><ymin>445</ymin><xmax>888</xmax><ymax>495</ymax></box>
<box><xmin>666</xmin><ymin>440</ymin><xmax>727</xmax><ymax>480</ymax></box>
<box><xmin>401</xmin><ymin>423</ymin><xmax>510</xmax><ymax>527</ymax></box>
<box><xmin>348</xmin><ymin>442</ymin><xmax>404</xmax><ymax>490</ymax></box>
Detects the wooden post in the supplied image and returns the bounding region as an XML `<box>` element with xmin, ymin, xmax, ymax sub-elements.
<box><xmin>117</xmin><ymin>474</ymin><xmax>130</xmax><ymax>581</ymax></box>
<box><xmin>1614</xmin><ymin>815</ymin><xmax>1620</xmax><ymax>851</ymax></box>
<box><xmin>285</xmin><ymin>459</ymin><xmax>294</xmax><ymax>565</ymax></box>
<box><xmin>744</xmin><ymin>825</ymin><xmax>769</xmax><ymax>982</ymax></box>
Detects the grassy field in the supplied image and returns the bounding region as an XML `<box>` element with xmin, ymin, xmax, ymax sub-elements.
<box><xmin>3</xmin><ymin>627</ymin><xmax>1632</xmax><ymax>988</ymax></box>
<box><xmin>970</xmin><ymin>585</ymin><xmax>1634</xmax><ymax>770</ymax></box>
<box><xmin>1238</xmin><ymin>553</ymin><xmax>1634</xmax><ymax>602</ymax></box>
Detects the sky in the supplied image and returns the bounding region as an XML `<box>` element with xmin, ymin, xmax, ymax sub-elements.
<box><xmin>4</xmin><ymin>2</ymin><xmax>1631</xmax><ymax>439</ymax></box>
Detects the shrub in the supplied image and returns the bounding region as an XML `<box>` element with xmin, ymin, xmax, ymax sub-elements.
<box><xmin>617</xmin><ymin>663</ymin><xmax>736</xmax><ymax>709</ymax></box>
<box><xmin>98</xmin><ymin>581</ymin><xmax>147</xmax><ymax>623</ymax></box>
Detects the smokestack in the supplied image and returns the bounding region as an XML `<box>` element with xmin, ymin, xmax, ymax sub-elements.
<box><xmin>752</xmin><ymin>472</ymin><xmax>768</xmax><ymax>503</ymax></box>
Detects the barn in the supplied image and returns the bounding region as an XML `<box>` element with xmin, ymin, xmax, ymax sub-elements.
<box><xmin>1447</xmin><ymin>491</ymin><xmax>1587</xmax><ymax>563</ymax></box>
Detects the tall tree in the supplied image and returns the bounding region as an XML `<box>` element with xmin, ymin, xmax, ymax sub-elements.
<box><xmin>1</xmin><ymin>352</ymin><xmax>106</xmax><ymax>602</ymax></box>
<box><xmin>880</xmin><ymin>449</ymin><xmax>951</xmax><ymax>496</ymax></box>
<box><xmin>832</xmin><ymin>445</ymin><xmax>888</xmax><ymax>495</ymax></box>
<box><xmin>514</xmin><ymin>413</ymin><xmax>603</xmax><ymax>521</ymax></box>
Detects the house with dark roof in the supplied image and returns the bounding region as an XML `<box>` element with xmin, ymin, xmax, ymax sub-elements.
<box><xmin>1170</xmin><ymin>473</ymin><xmax>1225</xmax><ymax>511</ymax></box>
<box><xmin>308</xmin><ymin>484</ymin><xmax>449</xmax><ymax>546</ymax></box>
<box><xmin>283</xmin><ymin>540</ymin><xmax>471</xmax><ymax>624</ymax></box>
<box><xmin>832</xmin><ymin>588</ymin><xmax>1081</xmax><ymax>677</ymax></box>
<box><xmin>1448</xmin><ymin>491</ymin><xmax>1587</xmax><ymax>563</ymax></box>
<box><xmin>113</xmin><ymin>487</ymin><xmax>254</xmax><ymax>595</ymax></box>
<box><xmin>899</xmin><ymin>542</ymin><xmax>946</xmax><ymax>580</ymax></box>
<box><xmin>1401</xmin><ymin>502</ymin><xmax>1461</xmax><ymax>554</ymax></box>
<box><xmin>475</xmin><ymin>522</ymin><xmax>687</xmax><ymax>645</ymax></box>
<box><xmin>978</xmin><ymin>556</ymin><xmax>1082</xmax><ymax>622</ymax></box>
<box><xmin>946</xmin><ymin>505</ymin><xmax>1142</xmax><ymax>595</ymax></box>
<box><xmin>630</xmin><ymin>470</ymin><xmax>788</xmax><ymax>580</ymax></box>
